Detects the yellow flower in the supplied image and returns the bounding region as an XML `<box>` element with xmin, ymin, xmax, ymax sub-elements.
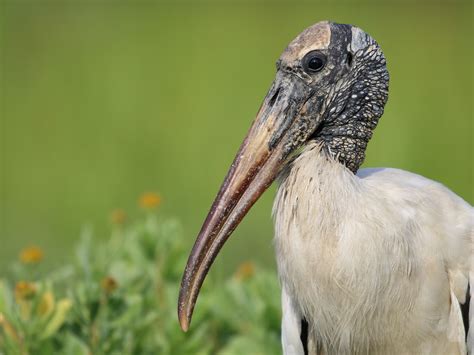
<box><xmin>234</xmin><ymin>261</ymin><xmax>256</xmax><ymax>280</ymax></box>
<box><xmin>110</xmin><ymin>209</ymin><xmax>127</xmax><ymax>225</ymax></box>
<box><xmin>15</xmin><ymin>281</ymin><xmax>37</xmax><ymax>300</ymax></box>
<box><xmin>139</xmin><ymin>192</ymin><xmax>161</xmax><ymax>209</ymax></box>
<box><xmin>38</xmin><ymin>291</ymin><xmax>55</xmax><ymax>318</ymax></box>
<box><xmin>19</xmin><ymin>246</ymin><xmax>44</xmax><ymax>264</ymax></box>
<box><xmin>101</xmin><ymin>276</ymin><xmax>118</xmax><ymax>294</ymax></box>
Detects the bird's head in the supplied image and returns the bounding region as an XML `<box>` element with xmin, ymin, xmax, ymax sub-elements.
<box><xmin>178</xmin><ymin>21</ymin><xmax>389</xmax><ymax>331</ymax></box>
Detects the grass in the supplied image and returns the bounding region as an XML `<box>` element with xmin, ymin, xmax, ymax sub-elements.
<box><xmin>0</xmin><ymin>195</ymin><xmax>282</xmax><ymax>354</ymax></box>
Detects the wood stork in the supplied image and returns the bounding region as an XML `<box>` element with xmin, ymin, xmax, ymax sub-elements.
<box><xmin>178</xmin><ymin>21</ymin><xmax>473</xmax><ymax>354</ymax></box>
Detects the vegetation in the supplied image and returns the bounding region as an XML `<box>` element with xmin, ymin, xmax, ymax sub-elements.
<box><xmin>0</xmin><ymin>194</ymin><xmax>281</xmax><ymax>354</ymax></box>
<box><xmin>3</xmin><ymin>2</ymin><xmax>472</xmax><ymax>273</ymax></box>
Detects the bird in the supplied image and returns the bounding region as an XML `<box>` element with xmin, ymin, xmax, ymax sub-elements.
<box><xmin>177</xmin><ymin>21</ymin><xmax>473</xmax><ymax>354</ymax></box>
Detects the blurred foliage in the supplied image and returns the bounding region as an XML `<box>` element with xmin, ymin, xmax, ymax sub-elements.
<box><xmin>0</xmin><ymin>206</ymin><xmax>281</xmax><ymax>354</ymax></box>
<box><xmin>0</xmin><ymin>2</ymin><xmax>471</xmax><ymax>352</ymax></box>
<box><xmin>1</xmin><ymin>1</ymin><xmax>472</xmax><ymax>274</ymax></box>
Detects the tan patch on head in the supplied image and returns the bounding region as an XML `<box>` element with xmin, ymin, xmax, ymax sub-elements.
<box><xmin>280</xmin><ymin>21</ymin><xmax>331</xmax><ymax>64</ymax></box>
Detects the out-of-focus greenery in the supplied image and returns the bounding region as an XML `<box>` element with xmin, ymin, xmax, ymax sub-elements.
<box><xmin>1</xmin><ymin>1</ymin><xmax>472</xmax><ymax>275</ymax></box>
<box><xmin>0</xmin><ymin>202</ymin><xmax>281</xmax><ymax>354</ymax></box>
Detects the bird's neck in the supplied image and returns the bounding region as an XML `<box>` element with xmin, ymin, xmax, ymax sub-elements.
<box><xmin>273</xmin><ymin>141</ymin><xmax>362</xmax><ymax>319</ymax></box>
<box><xmin>311</xmin><ymin>42</ymin><xmax>389</xmax><ymax>173</ymax></box>
<box><xmin>313</xmin><ymin>125</ymin><xmax>372</xmax><ymax>174</ymax></box>
<box><xmin>311</xmin><ymin>88</ymin><xmax>385</xmax><ymax>174</ymax></box>
<box><xmin>274</xmin><ymin>141</ymin><xmax>361</xmax><ymax>236</ymax></box>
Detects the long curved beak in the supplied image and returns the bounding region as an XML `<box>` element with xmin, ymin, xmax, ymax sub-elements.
<box><xmin>178</xmin><ymin>72</ymin><xmax>317</xmax><ymax>331</ymax></box>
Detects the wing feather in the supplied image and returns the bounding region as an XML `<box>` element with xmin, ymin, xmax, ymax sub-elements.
<box><xmin>281</xmin><ymin>286</ymin><xmax>305</xmax><ymax>355</ymax></box>
<box><xmin>360</xmin><ymin>168</ymin><xmax>473</xmax><ymax>352</ymax></box>
<box><xmin>468</xmin><ymin>271</ymin><xmax>473</xmax><ymax>352</ymax></box>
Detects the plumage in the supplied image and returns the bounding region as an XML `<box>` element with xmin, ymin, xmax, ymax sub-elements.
<box><xmin>274</xmin><ymin>142</ymin><xmax>473</xmax><ymax>354</ymax></box>
<box><xmin>178</xmin><ymin>20</ymin><xmax>473</xmax><ymax>355</ymax></box>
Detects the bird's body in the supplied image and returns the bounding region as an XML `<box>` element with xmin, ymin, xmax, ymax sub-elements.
<box><xmin>275</xmin><ymin>142</ymin><xmax>473</xmax><ymax>354</ymax></box>
<box><xmin>178</xmin><ymin>21</ymin><xmax>473</xmax><ymax>354</ymax></box>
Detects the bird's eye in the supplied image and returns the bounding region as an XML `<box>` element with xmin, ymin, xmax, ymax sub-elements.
<box><xmin>303</xmin><ymin>51</ymin><xmax>327</xmax><ymax>73</ymax></box>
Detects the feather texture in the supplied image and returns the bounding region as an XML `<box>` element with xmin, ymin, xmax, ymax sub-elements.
<box><xmin>273</xmin><ymin>142</ymin><xmax>473</xmax><ymax>354</ymax></box>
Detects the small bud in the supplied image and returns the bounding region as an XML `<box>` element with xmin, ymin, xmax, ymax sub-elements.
<box><xmin>15</xmin><ymin>281</ymin><xmax>37</xmax><ymax>300</ymax></box>
<box><xmin>19</xmin><ymin>246</ymin><xmax>44</xmax><ymax>264</ymax></box>
<box><xmin>234</xmin><ymin>261</ymin><xmax>256</xmax><ymax>281</ymax></box>
<box><xmin>101</xmin><ymin>276</ymin><xmax>118</xmax><ymax>294</ymax></box>
<box><xmin>139</xmin><ymin>192</ymin><xmax>162</xmax><ymax>209</ymax></box>
<box><xmin>110</xmin><ymin>209</ymin><xmax>127</xmax><ymax>225</ymax></box>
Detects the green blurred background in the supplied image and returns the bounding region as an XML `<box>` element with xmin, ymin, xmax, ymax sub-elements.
<box><xmin>1</xmin><ymin>1</ymin><xmax>472</xmax><ymax>276</ymax></box>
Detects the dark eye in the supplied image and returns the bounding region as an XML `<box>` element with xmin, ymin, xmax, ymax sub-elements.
<box><xmin>303</xmin><ymin>51</ymin><xmax>327</xmax><ymax>73</ymax></box>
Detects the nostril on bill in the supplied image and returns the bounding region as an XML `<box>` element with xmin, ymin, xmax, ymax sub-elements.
<box><xmin>269</xmin><ymin>87</ymin><xmax>281</xmax><ymax>108</ymax></box>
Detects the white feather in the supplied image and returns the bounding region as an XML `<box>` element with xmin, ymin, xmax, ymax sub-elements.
<box><xmin>469</xmin><ymin>270</ymin><xmax>473</xmax><ymax>353</ymax></box>
<box><xmin>282</xmin><ymin>286</ymin><xmax>305</xmax><ymax>355</ymax></box>
<box><xmin>273</xmin><ymin>142</ymin><xmax>473</xmax><ymax>354</ymax></box>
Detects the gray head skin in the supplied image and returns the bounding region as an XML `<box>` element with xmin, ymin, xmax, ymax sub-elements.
<box><xmin>272</xmin><ymin>21</ymin><xmax>389</xmax><ymax>172</ymax></box>
<box><xmin>178</xmin><ymin>21</ymin><xmax>390</xmax><ymax>331</ymax></box>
